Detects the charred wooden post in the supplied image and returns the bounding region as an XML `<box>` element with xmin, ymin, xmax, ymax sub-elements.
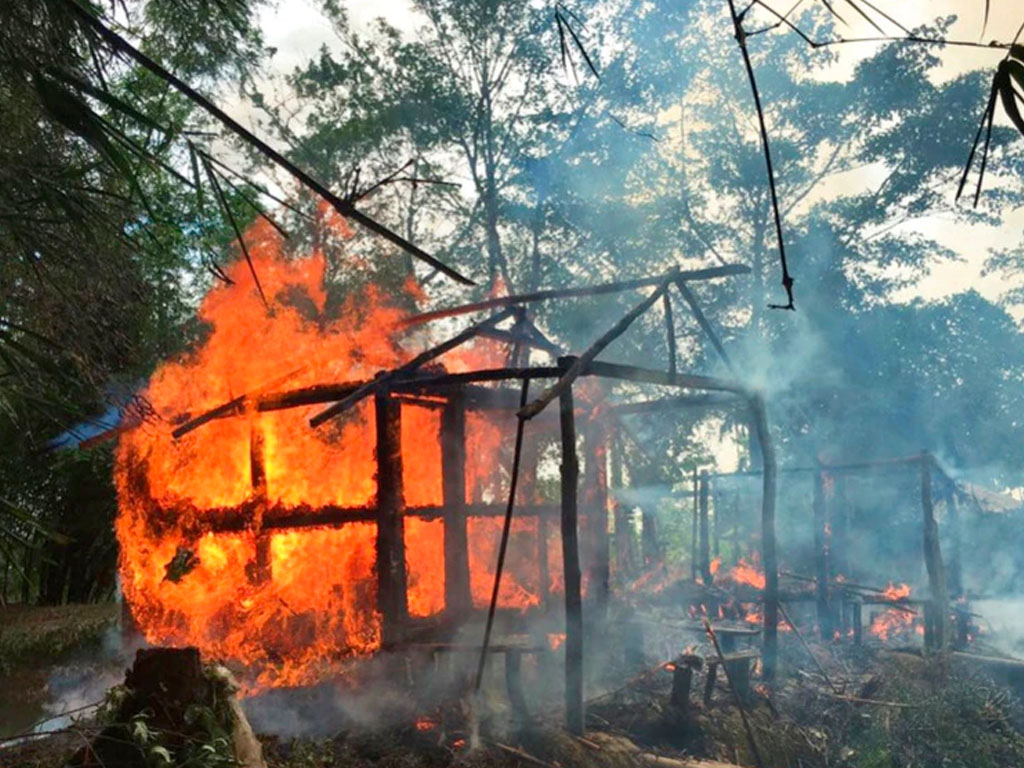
<box><xmin>641</xmin><ymin>508</ymin><xmax>662</xmax><ymax>566</ymax></box>
<box><xmin>441</xmin><ymin>387</ymin><xmax>471</xmax><ymax>617</ymax></box>
<box><xmin>850</xmin><ymin>597</ymin><xmax>863</xmax><ymax>645</ymax></box>
<box><xmin>920</xmin><ymin>452</ymin><xmax>949</xmax><ymax>651</ymax></box>
<box><xmin>375</xmin><ymin>390</ymin><xmax>408</xmax><ymax>646</ymax></box>
<box><xmin>624</xmin><ymin>617</ymin><xmax>645</xmax><ymax>669</ymax></box>
<box><xmin>610</xmin><ymin>431</ymin><xmax>636</xmax><ymax>583</ymax></box>
<box><xmin>582</xmin><ymin>419</ymin><xmax>610</xmax><ymax>618</ymax></box>
<box><xmin>942</xmin><ymin>481</ymin><xmax>964</xmax><ymax>600</ymax></box>
<box><xmin>812</xmin><ymin>465</ymin><xmax>832</xmax><ymax>640</ymax></box>
<box><xmin>691</xmin><ymin>467</ymin><xmax>699</xmax><ymax>581</ymax></box>
<box><xmin>520</xmin><ymin>430</ymin><xmax>549</xmax><ymax>609</ymax></box>
<box><xmin>699</xmin><ymin>470</ymin><xmax>712</xmax><ymax>585</ymax></box>
<box><xmin>671</xmin><ymin>654</ymin><xmax>703</xmax><ymax>715</ymax></box>
<box><xmin>750</xmin><ymin>395</ymin><xmax>779</xmax><ymax>681</ymax></box>
<box><xmin>712</xmin><ymin>479</ymin><xmax>721</xmax><ymax>558</ymax></box>
<box><xmin>246</xmin><ymin>420</ymin><xmax>271</xmax><ymax>585</ymax></box>
<box><xmin>559</xmin><ymin>376</ymin><xmax>585</xmax><ymax>735</ymax></box>
<box><xmin>505</xmin><ymin>650</ymin><xmax>529</xmax><ymax>719</ymax></box>
<box><xmin>594</xmin><ymin>427</ymin><xmax>611</xmax><ymax>616</ymax></box>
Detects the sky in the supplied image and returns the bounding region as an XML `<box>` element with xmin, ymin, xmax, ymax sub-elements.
<box><xmin>239</xmin><ymin>0</ymin><xmax>1024</xmax><ymax>312</ymax></box>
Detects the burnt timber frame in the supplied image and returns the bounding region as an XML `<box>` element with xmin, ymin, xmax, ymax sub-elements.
<box><xmin>706</xmin><ymin>451</ymin><xmax>961</xmax><ymax>651</ymax></box>
<box><xmin>166</xmin><ymin>265</ymin><xmax>775</xmax><ymax>730</ymax></box>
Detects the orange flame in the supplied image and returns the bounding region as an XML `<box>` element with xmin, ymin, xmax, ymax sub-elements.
<box><xmin>115</xmin><ymin>223</ymin><xmax>546</xmax><ymax>687</ymax></box>
<box><xmin>726</xmin><ymin>556</ymin><xmax>766</xmax><ymax>590</ymax></box>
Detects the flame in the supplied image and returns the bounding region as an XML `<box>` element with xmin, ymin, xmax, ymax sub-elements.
<box><xmin>710</xmin><ymin>556</ymin><xmax>722</xmax><ymax>575</ymax></box>
<box><xmin>867</xmin><ymin>582</ymin><xmax>917</xmax><ymax>641</ymax></box>
<box><xmin>726</xmin><ymin>556</ymin><xmax>766</xmax><ymax>590</ymax></box>
<box><xmin>115</xmin><ymin>222</ymin><xmax>548</xmax><ymax>687</ymax></box>
<box><xmin>548</xmin><ymin>632</ymin><xmax>566</xmax><ymax>651</ymax></box>
<box><xmin>415</xmin><ymin>717</ymin><xmax>437</xmax><ymax>732</ymax></box>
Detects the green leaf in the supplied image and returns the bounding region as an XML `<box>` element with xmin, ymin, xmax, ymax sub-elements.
<box><xmin>149</xmin><ymin>745</ymin><xmax>173</xmax><ymax>764</ymax></box>
<box><xmin>46</xmin><ymin>68</ymin><xmax>169</xmax><ymax>135</ymax></box>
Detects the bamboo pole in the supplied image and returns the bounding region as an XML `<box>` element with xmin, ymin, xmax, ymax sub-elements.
<box><xmin>475</xmin><ymin>379</ymin><xmax>531</xmax><ymax>692</ymax></box>
<box><xmin>750</xmin><ymin>395</ymin><xmax>778</xmax><ymax>681</ymax></box>
<box><xmin>699</xmin><ymin>470</ymin><xmax>712</xmax><ymax>585</ymax></box>
<box><xmin>691</xmin><ymin>467</ymin><xmax>699</xmax><ymax>581</ymax></box>
<box><xmin>560</xmin><ymin>381</ymin><xmax>585</xmax><ymax>735</ymax></box>
<box><xmin>812</xmin><ymin>465</ymin><xmax>832</xmax><ymax>640</ymax></box>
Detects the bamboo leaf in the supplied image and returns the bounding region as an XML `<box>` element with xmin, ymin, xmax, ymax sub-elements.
<box><xmin>956</xmin><ymin>74</ymin><xmax>999</xmax><ymax>203</ymax></box>
<box><xmin>997</xmin><ymin>61</ymin><xmax>1024</xmax><ymax>138</ymax></box>
<box><xmin>199</xmin><ymin>153</ymin><xmax>269</xmax><ymax>307</ymax></box>
<box><xmin>46</xmin><ymin>68</ymin><xmax>168</xmax><ymax>134</ymax></box>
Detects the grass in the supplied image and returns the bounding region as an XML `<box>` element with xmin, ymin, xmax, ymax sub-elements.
<box><xmin>0</xmin><ymin>602</ymin><xmax>117</xmax><ymax>674</ymax></box>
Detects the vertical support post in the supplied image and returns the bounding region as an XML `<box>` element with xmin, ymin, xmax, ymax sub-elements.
<box><xmin>920</xmin><ymin>452</ymin><xmax>948</xmax><ymax>651</ymax></box>
<box><xmin>641</xmin><ymin>509</ymin><xmax>662</xmax><ymax>566</ymax></box>
<box><xmin>520</xmin><ymin>429</ymin><xmax>548</xmax><ymax>610</ymax></box>
<box><xmin>375</xmin><ymin>390</ymin><xmax>408</xmax><ymax>647</ymax></box>
<box><xmin>851</xmin><ymin>599</ymin><xmax>862</xmax><ymax>645</ymax></box>
<box><xmin>750</xmin><ymin>395</ymin><xmax>778</xmax><ymax>681</ymax></box>
<box><xmin>610</xmin><ymin>430</ymin><xmax>635</xmax><ymax>583</ymax></box>
<box><xmin>942</xmin><ymin>482</ymin><xmax>963</xmax><ymax>600</ymax></box>
<box><xmin>712</xmin><ymin>479</ymin><xmax>721</xmax><ymax>559</ymax></box>
<box><xmin>441</xmin><ymin>386</ymin><xmax>470</xmax><ymax>617</ymax></box>
<box><xmin>559</xmin><ymin>380</ymin><xmax>584</xmax><ymax>735</ymax></box>
<box><xmin>246</xmin><ymin>419</ymin><xmax>270</xmax><ymax>585</ymax></box>
<box><xmin>586</xmin><ymin>422</ymin><xmax>610</xmax><ymax>617</ymax></box>
<box><xmin>699</xmin><ymin>470</ymin><xmax>712</xmax><ymax>585</ymax></box>
<box><xmin>691</xmin><ymin>467</ymin><xmax>699</xmax><ymax>581</ymax></box>
<box><xmin>812</xmin><ymin>465</ymin><xmax>832</xmax><ymax>640</ymax></box>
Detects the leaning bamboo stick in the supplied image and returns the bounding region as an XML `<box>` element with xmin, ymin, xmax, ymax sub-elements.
<box><xmin>519</xmin><ymin>274</ymin><xmax>675</xmax><ymax>420</ymax></box>
<box><xmin>309</xmin><ymin>308</ymin><xmax>514</xmax><ymax>427</ymax></box>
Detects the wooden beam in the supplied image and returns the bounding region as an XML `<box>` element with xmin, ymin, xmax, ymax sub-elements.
<box><xmin>310</xmin><ymin>308</ymin><xmax>515</xmax><ymax>427</ymax></box>
<box><xmin>673</xmin><ymin>280</ymin><xmax>736</xmax><ymax>373</ymax></box>
<box><xmin>401</xmin><ymin>264</ymin><xmax>751</xmax><ymax>328</ymax></box>
<box><xmin>520</xmin><ymin>274</ymin><xmax>675</xmax><ymax>420</ymax></box>
<box><xmin>559</xmin><ymin>382</ymin><xmax>584</xmax><ymax>735</ymax></box>
<box><xmin>442</xmin><ymin>388</ymin><xmax>471</xmax><ymax>617</ymax></box>
<box><xmin>582</xmin><ymin>360</ymin><xmax>749</xmax><ymax>394</ymax></box>
<box><xmin>375</xmin><ymin>391</ymin><xmax>407</xmax><ymax>645</ymax></box>
<box><xmin>611</xmin><ymin>393</ymin><xmax>740</xmax><ymax>415</ymax></box>
<box><xmin>662</xmin><ymin>292</ymin><xmax>677</xmax><ymax>376</ymax></box>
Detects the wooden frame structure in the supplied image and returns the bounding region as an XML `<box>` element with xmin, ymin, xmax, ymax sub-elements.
<box><xmin>700</xmin><ymin>452</ymin><xmax>964</xmax><ymax>651</ymax></box>
<box><xmin>167</xmin><ymin>263</ymin><xmax>774</xmax><ymax>733</ymax></box>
